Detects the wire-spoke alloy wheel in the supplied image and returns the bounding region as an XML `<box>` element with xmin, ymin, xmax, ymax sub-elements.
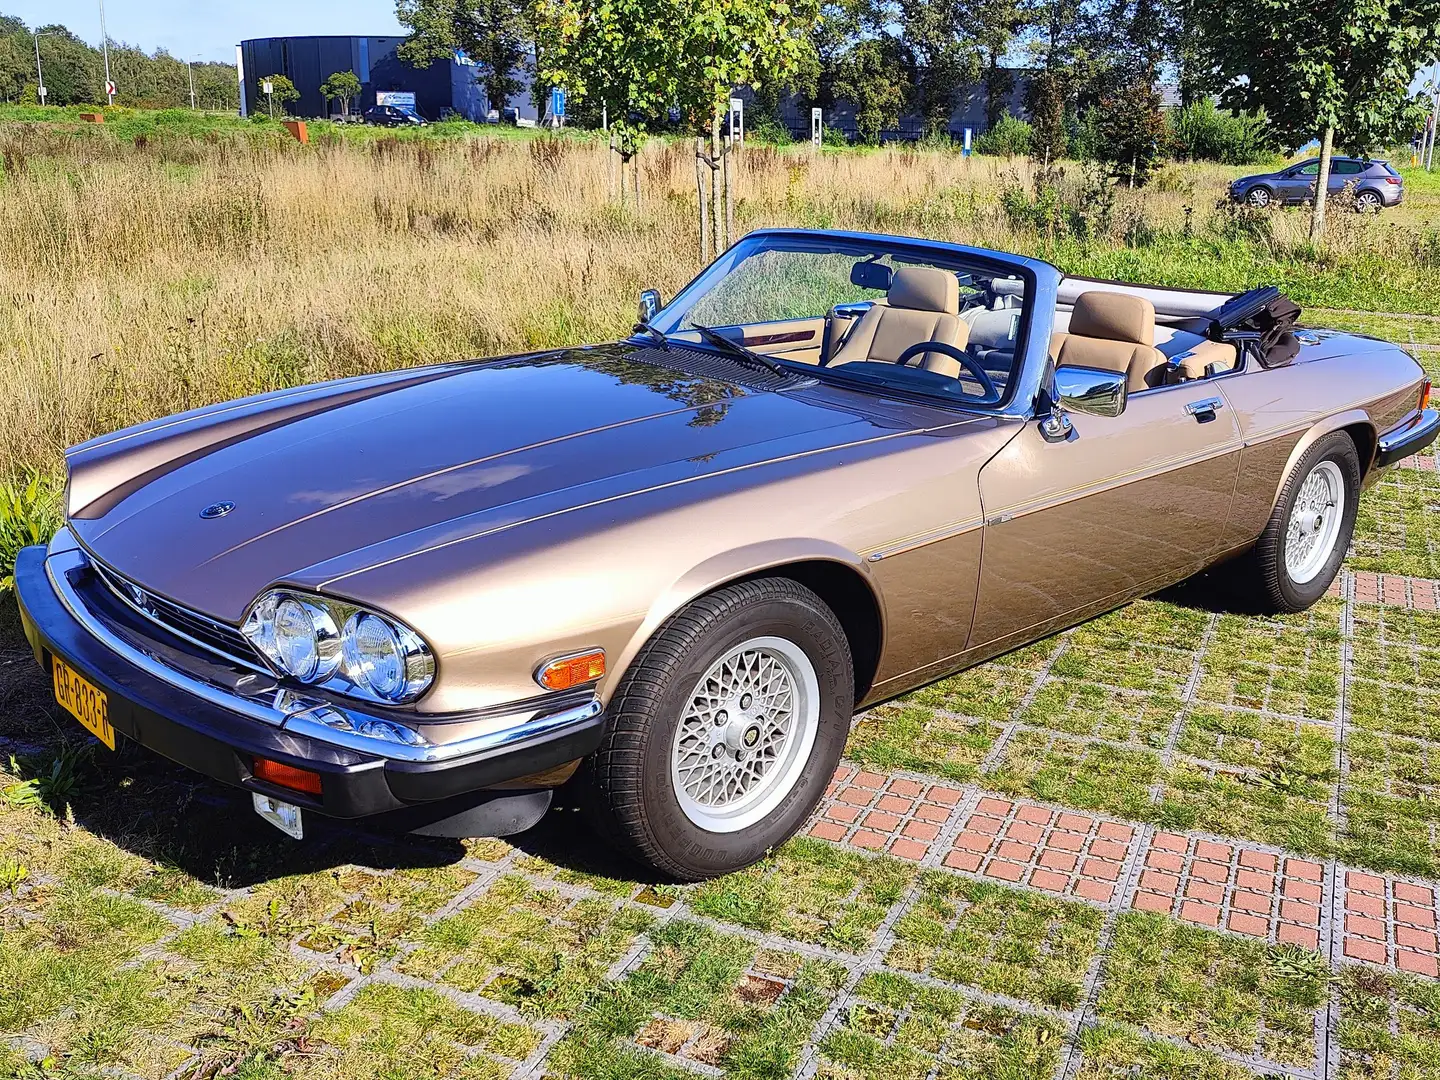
<box><xmin>1228</xmin><ymin>430</ymin><xmax>1360</xmax><ymax>613</ymax></box>
<box><xmin>670</xmin><ymin>636</ymin><xmax>820</xmax><ymax>834</ymax></box>
<box><xmin>583</xmin><ymin>577</ymin><xmax>853</xmax><ymax>881</ymax></box>
<box><xmin>1284</xmin><ymin>460</ymin><xmax>1344</xmax><ymax>585</ymax></box>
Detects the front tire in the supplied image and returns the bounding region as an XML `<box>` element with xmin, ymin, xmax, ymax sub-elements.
<box><xmin>1245</xmin><ymin>432</ymin><xmax>1360</xmax><ymax>613</ymax></box>
<box><xmin>584</xmin><ymin>578</ymin><xmax>853</xmax><ymax>881</ymax></box>
<box><xmin>1246</xmin><ymin>187</ymin><xmax>1273</xmax><ymax>209</ymax></box>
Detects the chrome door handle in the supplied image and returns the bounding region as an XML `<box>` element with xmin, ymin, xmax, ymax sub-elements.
<box><xmin>1184</xmin><ymin>397</ymin><xmax>1224</xmax><ymax>422</ymax></box>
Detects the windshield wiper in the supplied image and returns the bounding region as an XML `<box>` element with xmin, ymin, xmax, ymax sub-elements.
<box><xmin>632</xmin><ymin>321</ymin><xmax>670</xmax><ymax>350</ymax></box>
<box><xmin>688</xmin><ymin>324</ymin><xmax>787</xmax><ymax>377</ymax></box>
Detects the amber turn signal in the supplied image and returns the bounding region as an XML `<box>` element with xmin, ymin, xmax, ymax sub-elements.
<box><xmin>537</xmin><ymin>649</ymin><xmax>606</xmax><ymax>691</ymax></box>
<box><xmin>252</xmin><ymin>756</ymin><xmax>323</xmax><ymax>796</ymax></box>
<box><xmin>1420</xmin><ymin>379</ymin><xmax>1432</xmax><ymax>413</ymax></box>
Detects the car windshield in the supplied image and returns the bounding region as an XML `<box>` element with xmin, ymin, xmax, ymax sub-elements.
<box><xmin>647</xmin><ymin>234</ymin><xmax>1031</xmax><ymax>407</ymax></box>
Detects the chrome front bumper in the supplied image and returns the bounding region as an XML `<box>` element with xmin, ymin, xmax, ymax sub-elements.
<box><xmin>16</xmin><ymin>532</ymin><xmax>607</xmax><ymax>817</ymax></box>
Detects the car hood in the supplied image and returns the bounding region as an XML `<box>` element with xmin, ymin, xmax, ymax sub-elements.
<box><xmin>68</xmin><ymin>343</ymin><xmax>941</xmax><ymax>621</ymax></box>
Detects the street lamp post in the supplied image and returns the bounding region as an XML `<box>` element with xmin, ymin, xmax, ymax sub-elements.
<box><xmin>98</xmin><ymin>0</ymin><xmax>113</xmax><ymax>105</ymax></box>
<box><xmin>32</xmin><ymin>30</ymin><xmax>58</xmax><ymax>104</ymax></box>
<box><xmin>187</xmin><ymin>59</ymin><xmax>196</xmax><ymax>109</ymax></box>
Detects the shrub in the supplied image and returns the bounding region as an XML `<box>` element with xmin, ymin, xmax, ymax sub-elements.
<box><xmin>1170</xmin><ymin>100</ymin><xmax>1273</xmax><ymax>164</ymax></box>
<box><xmin>821</xmin><ymin>124</ymin><xmax>849</xmax><ymax>148</ymax></box>
<box><xmin>747</xmin><ymin>114</ymin><xmax>793</xmax><ymax>146</ymax></box>
<box><xmin>975</xmin><ymin>112</ymin><xmax>1033</xmax><ymax>157</ymax></box>
<box><xmin>1</xmin><ymin>471</ymin><xmax>61</xmax><ymax>597</ymax></box>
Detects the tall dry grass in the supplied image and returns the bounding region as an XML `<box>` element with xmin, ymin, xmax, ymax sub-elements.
<box><xmin>0</xmin><ymin>128</ymin><xmax>1434</xmax><ymax>477</ymax></box>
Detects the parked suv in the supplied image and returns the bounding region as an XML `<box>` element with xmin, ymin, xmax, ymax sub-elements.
<box><xmin>1229</xmin><ymin>157</ymin><xmax>1403</xmax><ymax>212</ymax></box>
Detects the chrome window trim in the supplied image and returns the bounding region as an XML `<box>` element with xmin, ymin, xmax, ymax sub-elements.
<box><xmin>44</xmin><ymin>539</ymin><xmax>601</xmax><ymax>764</ymax></box>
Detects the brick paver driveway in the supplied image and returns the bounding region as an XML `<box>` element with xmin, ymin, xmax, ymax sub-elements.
<box><xmin>4</xmin><ymin>455</ymin><xmax>1440</xmax><ymax>1080</ymax></box>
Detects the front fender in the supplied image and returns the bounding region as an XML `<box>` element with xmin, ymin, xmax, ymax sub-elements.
<box><xmin>604</xmin><ymin>539</ymin><xmax>881</xmax><ymax>702</ymax></box>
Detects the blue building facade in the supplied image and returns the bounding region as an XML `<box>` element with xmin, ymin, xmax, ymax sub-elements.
<box><xmin>236</xmin><ymin>36</ymin><xmax>522</xmax><ymax>122</ymax></box>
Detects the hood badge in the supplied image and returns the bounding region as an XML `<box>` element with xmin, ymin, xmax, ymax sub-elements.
<box><xmin>199</xmin><ymin>501</ymin><xmax>235</xmax><ymax>520</ymax></box>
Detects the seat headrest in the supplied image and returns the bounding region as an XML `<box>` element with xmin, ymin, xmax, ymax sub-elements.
<box><xmin>888</xmin><ymin>266</ymin><xmax>960</xmax><ymax>315</ymax></box>
<box><xmin>1070</xmin><ymin>292</ymin><xmax>1155</xmax><ymax>346</ymax></box>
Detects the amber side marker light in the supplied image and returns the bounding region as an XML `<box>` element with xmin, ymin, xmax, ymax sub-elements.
<box><xmin>1421</xmin><ymin>379</ymin><xmax>1432</xmax><ymax>413</ymax></box>
<box><xmin>537</xmin><ymin>650</ymin><xmax>606</xmax><ymax>691</ymax></box>
<box><xmin>252</xmin><ymin>757</ymin><xmax>323</xmax><ymax>796</ymax></box>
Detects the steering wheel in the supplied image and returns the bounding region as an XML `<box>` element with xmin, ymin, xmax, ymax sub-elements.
<box><xmin>892</xmin><ymin>341</ymin><xmax>999</xmax><ymax>399</ymax></box>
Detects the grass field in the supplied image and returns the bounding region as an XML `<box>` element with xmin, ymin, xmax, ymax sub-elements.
<box><xmin>4</xmin><ymin>108</ymin><xmax>1440</xmax><ymax>1080</ymax></box>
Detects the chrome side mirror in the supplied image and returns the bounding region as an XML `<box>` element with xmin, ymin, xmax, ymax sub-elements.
<box><xmin>1039</xmin><ymin>364</ymin><xmax>1126</xmax><ymax>443</ymax></box>
<box><xmin>637</xmin><ymin>288</ymin><xmax>662</xmax><ymax>324</ymax></box>
<box><xmin>1055</xmin><ymin>364</ymin><xmax>1127</xmax><ymax>417</ymax></box>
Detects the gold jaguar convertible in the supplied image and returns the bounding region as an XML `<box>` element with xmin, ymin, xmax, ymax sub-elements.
<box><xmin>16</xmin><ymin>228</ymin><xmax>1436</xmax><ymax>879</ymax></box>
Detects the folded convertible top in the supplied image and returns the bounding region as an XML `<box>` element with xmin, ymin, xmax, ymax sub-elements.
<box><xmin>1207</xmin><ymin>285</ymin><xmax>1302</xmax><ymax>367</ymax></box>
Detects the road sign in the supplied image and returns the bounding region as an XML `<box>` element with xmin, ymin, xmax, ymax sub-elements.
<box><xmin>262</xmin><ymin>80</ymin><xmax>272</xmax><ymax>95</ymax></box>
<box><xmin>37</xmin><ymin>85</ymin><xmax>45</xmax><ymax>100</ymax></box>
<box><xmin>550</xmin><ymin>87</ymin><xmax>566</xmax><ymax>125</ymax></box>
<box><xmin>963</xmin><ymin>127</ymin><xmax>972</xmax><ymax>158</ymax></box>
<box><xmin>811</xmin><ymin>107</ymin><xmax>822</xmax><ymax>148</ymax></box>
<box><xmin>105</xmin><ymin>79</ymin><xmax>116</xmax><ymax>98</ymax></box>
<box><xmin>729</xmin><ymin>97</ymin><xmax>744</xmax><ymax>145</ymax></box>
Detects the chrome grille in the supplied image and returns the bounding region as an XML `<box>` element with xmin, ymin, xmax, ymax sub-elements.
<box><xmin>89</xmin><ymin>559</ymin><xmax>266</xmax><ymax>672</ymax></box>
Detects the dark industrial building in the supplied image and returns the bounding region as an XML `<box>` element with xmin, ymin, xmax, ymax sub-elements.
<box><xmin>235</xmin><ymin>36</ymin><xmax>538</xmax><ymax>122</ymax></box>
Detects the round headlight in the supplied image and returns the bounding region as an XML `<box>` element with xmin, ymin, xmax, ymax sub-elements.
<box><xmin>342</xmin><ymin>613</ymin><xmax>406</xmax><ymax>699</ymax></box>
<box><xmin>244</xmin><ymin>593</ymin><xmax>340</xmax><ymax>683</ymax></box>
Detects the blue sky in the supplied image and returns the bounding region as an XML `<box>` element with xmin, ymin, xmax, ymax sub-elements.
<box><xmin>6</xmin><ymin>0</ymin><xmax>405</xmax><ymax>63</ymax></box>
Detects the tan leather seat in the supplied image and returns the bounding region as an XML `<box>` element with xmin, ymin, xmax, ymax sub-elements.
<box><xmin>1049</xmin><ymin>292</ymin><xmax>1165</xmax><ymax>393</ymax></box>
<box><xmin>830</xmin><ymin>267</ymin><xmax>971</xmax><ymax>377</ymax></box>
<box><xmin>1165</xmin><ymin>338</ymin><xmax>1240</xmax><ymax>382</ymax></box>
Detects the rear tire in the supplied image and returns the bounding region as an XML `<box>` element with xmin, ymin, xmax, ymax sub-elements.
<box><xmin>1355</xmin><ymin>190</ymin><xmax>1382</xmax><ymax>214</ymax></box>
<box><xmin>584</xmin><ymin>578</ymin><xmax>853</xmax><ymax>881</ymax></box>
<box><xmin>1227</xmin><ymin>432</ymin><xmax>1360</xmax><ymax>613</ymax></box>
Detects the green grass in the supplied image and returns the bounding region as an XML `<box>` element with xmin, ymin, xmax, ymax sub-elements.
<box><xmin>1098</xmin><ymin>913</ymin><xmax>1327</xmax><ymax>1069</ymax></box>
<box><xmin>1351</xmin><ymin>469</ymin><xmax>1440</xmax><ymax>579</ymax></box>
<box><xmin>846</xmin><ymin>702</ymin><xmax>998</xmax><ymax>781</ymax></box>
<box><xmin>817</xmin><ymin>971</ymin><xmax>1065</xmax><ymax>1080</ymax></box>
<box><xmin>549</xmin><ymin>920</ymin><xmax>847</xmax><ymax>1079</ymax></box>
<box><xmin>1334</xmin><ymin>965</ymin><xmax>1440</xmax><ymax>1080</ymax></box>
<box><xmin>886</xmin><ymin>872</ymin><xmax>1104</xmax><ymax>1009</ymax></box>
<box><xmin>1074</xmin><ymin>1022</ymin><xmax>1265</xmax><ymax>1079</ymax></box>
<box><xmin>1021</xmin><ymin>679</ymin><xmax>1179</xmax><ymax>749</ymax></box>
<box><xmin>982</xmin><ymin>730</ymin><xmax>1164</xmax><ymax>822</ymax></box>
<box><xmin>1194</xmin><ymin>603</ymin><xmax>1342</xmax><ymax>722</ymax></box>
<box><xmin>399</xmin><ymin>874</ymin><xmax>654</xmax><ymax>1017</ymax></box>
<box><xmin>687</xmin><ymin>837</ymin><xmax>912</xmax><ymax>953</ymax></box>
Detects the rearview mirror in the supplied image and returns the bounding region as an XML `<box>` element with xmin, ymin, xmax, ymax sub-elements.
<box><xmin>637</xmin><ymin>288</ymin><xmax>662</xmax><ymax>323</ymax></box>
<box><xmin>1055</xmin><ymin>364</ymin><xmax>1126</xmax><ymax>418</ymax></box>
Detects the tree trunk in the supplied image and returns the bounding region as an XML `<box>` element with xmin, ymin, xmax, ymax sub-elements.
<box><xmin>695</xmin><ymin>136</ymin><xmax>711</xmax><ymax>263</ymax></box>
<box><xmin>608</xmin><ymin>131</ymin><xmax>617</xmax><ymax>202</ymax></box>
<box><xmin>710</xmin><ymin>114</ymin><xmax>724</xmax><ymax>253</ymax></box>
<box><xmin>1308</xmin><ymin>123</ymin><xmax>1334</xmax><ymax>241</ymax></box>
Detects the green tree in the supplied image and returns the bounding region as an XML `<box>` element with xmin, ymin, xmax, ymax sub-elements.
<box><xmin>834</xmin><ymin>34</ymin><xmax>906</xmax><ymax>144</ymax></box>
<box><xmin>320</xmin><ymin>69</ymin><xmax>362</xmax><ymax>116</ymax></box>
<box><xmin>961</xmin><ymin>0</ymin><xmax>1026</xmax><ymax>127</ymax></box>
<box><xmin>1186</xmin><ymin>0</ymin><xmax>1440</xmax><ymax>237</ymax></box>
<box><xmin>260</xmin><ymin>73</ymin><xmax>300</xmax><ymax>116</ymax></box>
<box><xmin>398</xmin><ymin>0</ymin><xmax>528</xmax><ymax>113</ymax></box>
<box><xmin>897</xmin><ymin>0</ymin><xmax>976</xmax><ymax>137</ymax></box>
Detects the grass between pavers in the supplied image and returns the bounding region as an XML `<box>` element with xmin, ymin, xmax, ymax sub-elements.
<box><xmin>1308</xmin><ymin>309</ymin><xmax>1440</xmax><ymax>348</ymax></box>
<box><xmin>1194</xmin><ymin>603</ymin><xmax>1342</xmax><ymax>722</ymax></box>
<box><xmin>687</xmin><ymin>837</ymin><xmax>913</xmax><ymax>953</ymax></box>
<box><xmin>547</xmin><ymin>919</ymin><xmax>848</xmax><ymax>1079</ymax></box>
<box><xmin>1352</xmin><ymin>468</ymin><xmax>1440</xmax><ymax>580</ymax></box>
<box><xmin>815</xmin><ymin>971</ymin><xmax>1065</xmax><ymax>1080</ymax></box>
<box><xmin>885</xmin><ymin>872</ymin><xmax>1104</xmax><ymax>1010</ymax></box>
<box><xmin>1097</xmin><ymin>912</ymin><xmax>1328</xmax><ymax>1070</ymax></box>
<box><xmin>1333</xmin><ymin>964</ymin><xmax>1440</xmax><ymax>1079</ymax></box>
<box><xmin>1073</xmin><ymin>1022</ymin><xmax>1266</xmax><ymax>1079</ymax></box>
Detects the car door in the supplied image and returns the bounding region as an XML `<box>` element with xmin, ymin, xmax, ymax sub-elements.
<box><xmin>967</xmin><ymin>383</ymin><xmax>1242</xmax><ymax>654</ymax></box>
<box><xmin>1277</xmin><ymin>162</ymin><xmax>1319</xmax><ymax>204</ymax></box>
<box><xmin>1329</xmin><ymin>158</ymin><xmax>1363</xmax><ymax>195</ymax></box>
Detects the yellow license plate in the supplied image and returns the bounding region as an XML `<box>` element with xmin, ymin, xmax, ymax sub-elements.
<box><xmin>52</xmin><ymin>656</ymin><xmax>115</xmax><ymax>750</ymax></box>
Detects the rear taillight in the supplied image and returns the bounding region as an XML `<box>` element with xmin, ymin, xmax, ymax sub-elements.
<box><xmin>1420</xmin><ymin>380</ymin><xmax>1432</xmax><ymax>413</ymax></box>
<box><xmin>1385</xmin><ymin>177</ymin><xmax>1401</xmax><ymax>185</ymax></box>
